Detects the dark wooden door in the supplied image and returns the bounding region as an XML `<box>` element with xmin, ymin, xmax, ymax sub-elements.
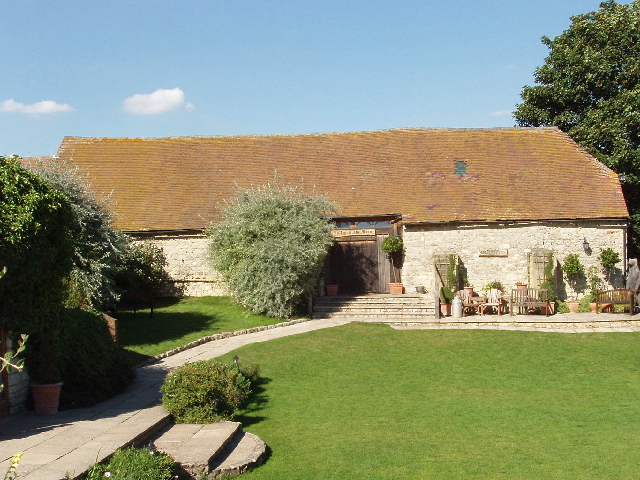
<box><xmin>330</xmin><ymin>239</ymin><xmax>382</xmax><ymax>294</ymax></box>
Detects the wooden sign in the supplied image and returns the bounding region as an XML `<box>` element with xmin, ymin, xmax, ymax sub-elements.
<box><xmin>479</xmin><ymin>249</ymin><xmax>508</xmax><ymax>257</ymax></box>
<box><xmin>332</xmin><ymin>228</ymin><xmax>376</xmax><ymax>238</ymax></box>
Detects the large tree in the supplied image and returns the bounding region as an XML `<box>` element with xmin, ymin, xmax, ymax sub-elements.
<box><xmin>207</xmin><ymin>184</ymin><xmax>336</xmax><ymax>318</ymax></box>
<box><xmin>514</xmin><ymin>0</ymin><xmax>640</xmax><ymax>254</ymax></box>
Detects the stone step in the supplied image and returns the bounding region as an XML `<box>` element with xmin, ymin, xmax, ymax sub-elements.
<box><xmin>317</xmin><ymin>294</ymin><xmax>432</xmax><ymax>304</ymax></box>
<box><xmin>313</xmin><ymin>312</ymin><xmax>436</xmax><ymax>321</ymax></box>
<box><xmin>151</xmin><ymin>421</ymin><xmax>267</xmax><ymax>478</ymax></box>
<box><xmin>314</xmin><ymin>305</ymin><xmax>433</xmax><ymax>315</ymax></box>
<box><xmin>313</xmin><ymin>294</ymin><xmax>436</xmax><ymax>321</ymax></box>
<box><xmin>209</xmin><ymin>431</ymin><xmax>268</xmax><ymax>478</ymax></box>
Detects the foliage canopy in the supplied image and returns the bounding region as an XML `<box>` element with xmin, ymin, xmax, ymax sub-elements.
<box><xmin>514</xmin><ymin>0</ymin><xmax>640</xmax><ymax>252</ymax></box>
<box><xmin>23</xmin><ymin>157</ymin><xmax>128</xmax><ymax>310</ymax></box>
<box><xmin>207</xmin><ymin>184</ymin><xmax>336</xmax><ymax>318</ymax></box>
<box><xmin>0</xmin><ymin>155</ymin><xmax>74</xmax><ymax>335</ymax></box>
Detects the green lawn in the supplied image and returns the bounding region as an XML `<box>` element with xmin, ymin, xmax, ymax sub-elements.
<box><xmin>117</xmin><ymin>296</ymin><xmax>282</xmax><ymax>364</ymax></box>
<box><xmin>210</xmin><ymin>323</ymin><xmax>640</xmax><ymax>480</ymax></box>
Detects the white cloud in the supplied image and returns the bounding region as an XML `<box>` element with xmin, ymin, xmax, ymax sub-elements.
<box><xmin>122</xmin><ymin>88</ymin><xmax>193</xmax><ymax>115</ymax></box>
<box><xmin>491</xmin><ymin>110</ymin><xmax>514</xmax><ymax>117</ymax></box>
<box><xmin>0</xmin><ymin>99</ymin><xmax>74</xmax><ymax>114</ymax></box>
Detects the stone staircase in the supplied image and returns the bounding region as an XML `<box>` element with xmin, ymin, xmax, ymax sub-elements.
<box><xmin>312</xmin><ymin>294</ymin><xmax>436</xmax><ymax>322</ymax></box>
<box><xmin>149</xmin><ymin>421</ymin><xmax>267</xmax><ymax>479</ymax></box>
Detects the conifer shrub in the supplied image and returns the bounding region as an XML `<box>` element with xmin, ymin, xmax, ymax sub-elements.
<box><xmin>161</xmin><ymin>360</ymin><xmax>258</xmax><ymax>423</ymax></box>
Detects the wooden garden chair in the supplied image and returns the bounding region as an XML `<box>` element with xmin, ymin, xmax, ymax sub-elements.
<box><xmin>479</xmin><ymin>288</ymin><xmax>504</xmax><ymax>316</ymax></box>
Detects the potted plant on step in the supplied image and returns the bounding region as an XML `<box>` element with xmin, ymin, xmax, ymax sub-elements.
<box><xmin>382</xmin><ymin>236</ymin><xmax>404</xmax><ymax>294</ymax></box>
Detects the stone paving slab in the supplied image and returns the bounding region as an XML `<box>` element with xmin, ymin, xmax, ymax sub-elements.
<box><xmin>152</xmin><ymin>421</ymin><xmax>242</xmax><ymax>476</ymax></box>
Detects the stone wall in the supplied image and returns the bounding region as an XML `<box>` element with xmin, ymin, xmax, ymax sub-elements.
<box><xmin>401</xmin><ymin>220</ymin><xmax>627</xmax><ymax>300</ymax></box>
<box><xmin>134</xmin><ymin>220</ymin><xmax>628</xmax><ymax>300</ymax></box>
<box><xmin>135</xmin><ymin>234</ymin><xmax>228</xmax><ymax>297</ymax></box>
<box><xmin>4</xmin><ymin>335</ymin><xmax>30</xmax><ymax>414</ymax></box>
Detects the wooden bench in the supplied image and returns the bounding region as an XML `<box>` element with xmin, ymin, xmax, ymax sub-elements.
<box><xmin>509</xmin><ymin>288</ymin><xmax>550</xmax><ymax>316</ymax></box>
<box><xmin>595</xmin><ymin>289</ymin><xmax>635</xmax><ymax>316</ymax></box>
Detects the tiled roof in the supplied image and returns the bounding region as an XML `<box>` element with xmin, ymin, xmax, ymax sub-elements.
<box><xmin>56</xmin><ymin>128</ymin><xmax>629</xmax><ymax>232</ymax></box>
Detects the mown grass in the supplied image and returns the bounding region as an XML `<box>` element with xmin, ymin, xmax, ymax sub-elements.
<box><xmin>213</xmin><ymin>323</ymin><xmax>640</xmax><ymax>480</ymax></box>
<box><xmin>117</xmin><ymin>296</ymin><xmax>282</xmax><ymax>365</ymax></box>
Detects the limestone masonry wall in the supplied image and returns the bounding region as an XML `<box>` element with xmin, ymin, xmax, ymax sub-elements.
<box><xmin>136</xmin><ymin>234</ymin><xmax>228</xmax><ymax>297</ymax></box>
<box><xmin>401</xmin><ymin>220</ymin><xmax>627</xmax><ymax>300</ymax></box>
<box><xmin>135</xmin><ymin>220</ymin><xmax>628</xmax><ymax>300</ymax></box>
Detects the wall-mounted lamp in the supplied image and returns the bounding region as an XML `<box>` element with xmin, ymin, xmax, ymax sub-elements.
<box><xmin>619</xmin><ymin>174</ymin><xmax>627</xmax><ymax>184</ymax></box>
<box><xmin>583</xmin><ymin>237</ymin><xmax>592</xmax><ymax>255</ymax></box>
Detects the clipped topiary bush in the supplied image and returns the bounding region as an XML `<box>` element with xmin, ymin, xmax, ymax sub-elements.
<box><xmin>55</xmin><ymin>309</ymin><xmax>134</xmax><ymax>409</ymax></box>
<box><xmin>85</xmin><ymin>447</ymin><xmax>176</xmax><ymax>480</ymax></box>
<box><xmin>161</xmin><ymin>360</ymin><xmax>257</xmax><ymax>423</ymax></box>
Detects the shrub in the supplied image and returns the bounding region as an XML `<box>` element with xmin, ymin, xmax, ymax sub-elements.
<box><xmin>114</xmin><ymin>239</ymin><xmax>168</xmax><ymax>305</ymax></box>
<box><xmin>381</xmin><ymin>236</ymin><xmax>403</xmax><ymax>253</ymax></box>
<box><xmin>54</xmin><ymin>309</ymin><xmax>134</xmax><ymax>409</ymax></box>
<box><xmin>483</xmin><ymin>281</ymin><xmax>504</xmax><ymax>292</ymax></box>
<box><xmin>161</xmin><ymin>360</ymin><xmax>257</xmax><ymax>423</ymax></box>
<box><xmin>85</xmin><ymin>447</ymin><xmax>176</xmax><ymax>480</ymax></box>
<box><xmin>207</xmin><ymin>184</ymin><xmax>336</xmax><ymax>318</ymax></box>
<box><xmin>23</xmin><ymin>157</ymin><xmax>129</xmax><ymax>311</ymax></box>
<box><xmin>0</xmin><ymin>155</ymin><xmax>74</xmax><ymax>380</ymax></box>
<box><xmin>561</xmin><ymin>253</ymin><xmax>584</xmax><ymax>278</ymax></box>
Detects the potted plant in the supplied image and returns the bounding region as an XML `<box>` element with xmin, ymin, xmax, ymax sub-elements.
<box><xmin>29</xmin><ymin>336</ymin><xmax>63</xmax><ymax>415</ymax></box>
<box><xmin>539</xmin><ymin>253</ymin><xmax>556</xmax><ymax>315</ymax></box>
<box><xmin>586</xmin><ymin>265</ymin><xmax>603</xmax><ymax>313</ymax></box>
<box><xmin>561</xmin><ymin>253</ymin><xmax>584</xmax><ymax>312</ymax></box>
<box><xmin>483</xmin><ymin>281</ymin><xmax>504</xmax><ymax>293</ymax></box>
<box><xmin>439</xmin><ymin>285</ymin><xmax>454</xmax><ymax>316</ymax></box>
<box><xmin>382</xmin><ymin>236</ymin><xmax>404</xmax><ymax>294</ymax></box>
<box><xmin>439</xmin><ymin>254</ymin><xmax>458</xmax><ymax>315</ymax></box>
<box><xmin>599</xmin><ymin>247</ymin><xmax>621</xmax><ymax>287</ymax></box>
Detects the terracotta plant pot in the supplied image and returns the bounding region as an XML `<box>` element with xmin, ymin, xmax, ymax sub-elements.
<box><xmin>440</xmin><ymin>303</ymin><xmax>452</xmax><ymax>317</ymax></box>
<box><xmin>589</xmin><ymin>302</ymin><xmax>598</xmax><ymax>313</ymax></box>
<box><xmin>566</xmin><ymin>300</ymin><xmax>580</xmax><ymax>313</ymax></box>
<box><xmin>325</xmin><ymin>284</ymin><xmax>339</xmax><ymax>296</ymax></box>
<box><xmin>389</xmin><ymin>283</ymin><xmax>404</xmax><ymax>294</ymax></box>
<box><xmin>515</xmin><ymin>283</ymin><xmax>527</xmax><ymax>292</ymax></box>
<box><xmin>31</xmin><ymin>382</ymin><xmax>63</xmax><ymax>415</ymax></box>
<box><xmin>540</xmin><ymin>303</ymin><xmax>555</xmax><ymax>315</ymax></box>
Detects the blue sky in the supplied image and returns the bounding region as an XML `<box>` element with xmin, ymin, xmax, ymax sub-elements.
<box><xmin>1</xmin><ymin>0</ymin><xmax>612</xmax><ymax>156</ymax></box>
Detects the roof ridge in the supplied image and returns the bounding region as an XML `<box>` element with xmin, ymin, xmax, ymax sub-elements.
<box><xmin>60</xmin><ymin>126</ymin><xmax>561</xmax><ymax>144</ymax></box>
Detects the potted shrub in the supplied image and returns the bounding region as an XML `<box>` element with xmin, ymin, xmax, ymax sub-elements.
<box><xmin>586</xmin><ymin>265</ymin><xmax>603</xmax><ymax>313</ymax></box>
<box><xmin>539</xmin><ymin>253</ymin><xmax>556</xmax><ymax>315</ymax></box>
<box><xmin>439</xmin><ymin>254</ymin><xmax>458</xmax><ymax>315</ymax></box>
<box><xmin>439</xmin><ymin>285</ymin><xmax>454</xmax><ymax>316</ymax></box>
<box><xmin>483</xmin><ymin>281</ymin><xmax>504</xmax><ymax>293</ymax></box>
<box><xmin>29</xmin><ymin>336</ymin><xmax>63</xmax><ymax>415</ymax></box>
<box><xmin>562</xmin><ymin>253</ymin><xmax>584</xmax><ymax>312</ymax></box>
<box><xmin>382</xmin><ymin>236</ymin><xmax>404</xmax><ymax>294</ymax></box>
<box><xmin>599</xmin><ymin>247</ymin><xmax>621</xmax><ymax>287</ymax></box>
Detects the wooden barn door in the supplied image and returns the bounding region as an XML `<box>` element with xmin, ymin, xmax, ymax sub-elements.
<box><xmin>330</xmin><ymin>238</ymin><xmax>383</xmax><ymax>294</ymax></box>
